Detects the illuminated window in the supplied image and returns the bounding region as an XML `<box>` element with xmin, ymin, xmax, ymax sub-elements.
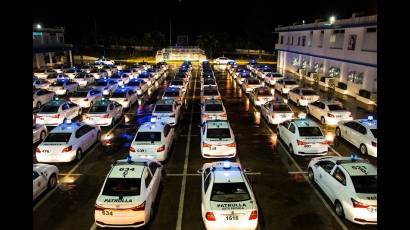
<box><xmin>328</xmin><ymin>67</ymin><xmax>340</xmax><ymax>78</ymax></box>
<box><xmin>347</xmin><ymin>71</ymin><xmax>364</xmax><ymax>85</ymax></box>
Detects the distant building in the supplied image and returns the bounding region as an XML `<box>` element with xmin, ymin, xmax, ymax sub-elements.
<box><xmin>275</xmin><ymin>14</ymin><xmax>377</xmax><ymax>104</ymax></box>
<box><xmin>33</xmin><ymin>25</ymin><xmax>73</xmax><ymax>69</ymax></box>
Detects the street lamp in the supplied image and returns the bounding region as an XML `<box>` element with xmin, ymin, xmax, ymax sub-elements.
<box><xmin>302</xmin><ymin>20</ymin><xmax>305</xmax><ymax>24</ymax></box>
<box><xmin>329</xmin><ymin>16</ymin><xmax>335</xmax><ymax>24</ymax></box>
<box><xmin>36</xmin><ymin>24</ymin><xmax>42</xmax><ymax>29</ymax></box>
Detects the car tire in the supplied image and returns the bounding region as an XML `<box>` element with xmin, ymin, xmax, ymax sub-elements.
<box><xmin>334</xmin><ymin>200</ymin><xmax>345</xmax><ymax>218</ymax></box>
<box><xmin>360</xmin><ymin>144</ymin><xmax>368</xmax><ymax>155</ymax></box>
<box><xmin>37</xmin><ymin>101</ymin><xmax>42</xmax><ymax>109</ymax></box>
<box><xmin>308</xmin><ymin>168</ymin><xmax>315</xmax><ymax>183</ymax></box>
<box><xmin>40</xmin><ymin>131</ymin><xmax>46</xmax><ymax>142</ymax></box>
<box><xmin>76</xmin><ymin>149</ymin><xmax>82</xmax><ymax>161</ymax></box>
<box><xmin>321</xmin><ymin>116</ymin><xmax>326</xmax><ymax>125</ymax></box>
<box><xmin>335</xmin><ymin>127</ymin><xmax>341</xmax><ymax>138</ymax></box>
<box><xmin>48</xmin><ymin>174</ymin><xmax>57</xmax><ymax>189</ymax></box>
<box><xmin>289</xmin><ymin>144</ymin><xmax>294</xmax><ymax>155</ymax></box>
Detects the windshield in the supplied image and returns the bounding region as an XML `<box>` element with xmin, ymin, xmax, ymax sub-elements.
<box><xmin>164</xmin><ymin>91</ymin><xmax>179</xmax><ymax>97</ymax></box>
<box><xmin>328</xmin><ymin>104</ymin><xmax>345</xmax><ymax>111</ymax></box>
<box><xmin>204</xmin><ymin>79</ymin><xmax>216</xmax><ymax>85</ymax></box>
<box><xmin>205</xmin><ymin>104</ymin><xmax>223</xmax><ymax>112</ymax></box>
<box><xmin>47</xmin><ymin>75</ymin><xmax>58</xmax><ymax>79</ymax></box>
<box><xmin>74</xmin><ymin>74</ymin><xmax>86</xmax><ymax>79</ymax></box>
<box><xmin>203</xmin><ymin>90</ymin><xmax>218</xmax><ymax>96</ymax></box>
<box><xmin>95</xmin><ymin>81</ymin><xmax>108</xmax><ymax>86</ymax></box>
<box><xmin>298</xmin><ymin>127</ymin><xmax>323</xmax><ymax>137</ymax></box>
<box><xmin>370</xmin><ymin>129</ymin><xmax>377</xmax><ymax>138</ymax></box>
<box><xmin>111</xmin><ymin>92</ymin><xmax>127</xmax><ymax>98</ymax></box>
<box><xmin>102</xmin><ymin>178</ymin><xmax>141</xmax><ymax>196</ymax></box>
<box><xmin>207</xmin><ymin>128</ymin><xmax>231</xmax><ymax>139</ymax></box>
<box><xmin>302</xmin><ymin>90</ymin><xmax>317</xmax><ymax>95</ymax></box>
<box><xmin>273</xmin><ymin>104</ymin><xmax>292</xmax><ymax>112</ymax></box>
<box><xmin>89</xmin><ymin>105</ymin><xmax>107</xmax><ymax>113</ymax></box>
<box><xmin>44</xmin><ymin>133</ymin><xmax>71</xmax><ymax>143</ymax></box>
<box><xmin>351</xmin><ymin>175</ymin><xmax>377</xmax><ymax>194</ymax></box>
<box><xmin>211</xmin><ymin>182</ymin><xmax>251</xmax><ymax>202</ymax></box>
<box><xmin>40</xmin><ymin>105</ymin><xmax>60</xmax><ymax>113</ymax></box>
<box><xmin>127</xmin><ymin>81</ymin><xmax>141</xmax><ymax>86</ymax></box>
<box><xmin>70</xmin><ymin>91</ymin><xmax>88</xmax><ymax>98</ymax></box>
<box><xmin>154</xmin><ymin>105</ymin><xmax>173</xmax><ymax>112</ymax></box>
<box><xmin>285</xmin><ymin>80</ymin><xmax>297</xmax><ymax>85</ymax></box>
<box><xmin>256</xmin><ymin>89</ymin><xmax>272</xmax><ymax>96</ymax></box>
<box><xmin>171</xmin><ymin>81</ymin><xmax>184</xmax><ymax>86</ymax></box>
<box><xmin>135</xmin><ymin>132</ymin><xmax>162</xmax><ymax>142</ymax></box>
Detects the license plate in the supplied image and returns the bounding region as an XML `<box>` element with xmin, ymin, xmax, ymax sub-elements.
<box><xmin>101</xmin><ymin>210</ymin><xmax>113</xmax><ymax>216</ymax></box>
<box><xmin>226</xmin><ymin>215</ymin><xmax>239</xmax><ymax>221</ymax></box>
<box><xmin>210</xmin><ymin>147</ymin><xmax>216</xmax><ymax>150</ymax></box>
<box><xmin>368</xmin><ymin>207</ymin><xmax>377</xmax><ymax>213</ymax></box>
<box><xmin>281</xmin><ymin>114</ymin><xmax>286</xmax><ymax>118</ymax></box>
<box><xmin>42</xmin><ymin>150</ymin><xmax>49</xmax><ymax>153</ymax></box>
<box><xmin>304</xmin><ymin>144</ymin><xmax>311</xmax><ymax>148</ymax></box>
<box><xmin>137</xmin><ymin>149</ymin><xmax>146</xmax><ymax>152</ymax></box>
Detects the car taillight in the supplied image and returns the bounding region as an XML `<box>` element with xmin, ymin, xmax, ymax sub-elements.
<box><xmin>129</xmin><ymin>146</ymin><xmax>136</xmax><ymax>152</ymax></box>
<box><xmin>95</xmin><ymin>204</ymin><xmax>105</xmax><ymax>211</ymax></box>
<box><xmin>102</xmin><ymin>114</ymin><xmax>109</xmax><ymax>118</ymax></box>
<box><xmin>372</xmin><ymin>141</ymin><xmax>377</xmax><ymax>147</ymax></box>
<box><xmin>205</xmin><ymin>212</ymin><xmax>216</xmax><ymax>221</ymax></box>
<box><xmin>297</xmin><ymin>140</ymin><xmax>305</xmax><ymax>146</ymax></box>
<box><xmin>203</xmin><ymin>142</ymin><xmax>212</xmax><ymax>147</ymax></box>
<box><xmin>328</xmin><ymin>113</ymin><xmax>335</xmax><ymax>118</ymax></box>
<box><xmin>51</xmin><ymin>114</ymin><xmax>60</xmax><ymax>118</ymax></box>
<box><xmin>36</xmin><ymin>114</ymin><xmax>42</xmax><ymax>119</ymax></box>
<box><xmin>36</xmin><ymin>147</ymin><xmax>41</xmax><ymax>153</ymax></box>
<box><xmin>226</xmin><ymin>142</ymin><xmax>236</xmax><ymax>147</ymax></box>
<box><xmin>103</xmin><ymin>139</ymin><xmax>112</xmax><ymax>146</ymax></box>
<box><xmin>157</xmin><ymin>145</ymin><xmax>165</xmax><ymax>152</ymax></box>
<box><xmin>351</xmin><ymin>198</ymin><xmax>369</xmax><ymax>208</ymax></box>
<box><xmin>249</xmin><ymin>210</ymin><xmax>258</xmax><ymax>220</ymax></box>
<box><xmin>130</xmin><ymin>201</ymin><xmax>146</xmax><ymax>211</ymax></box>
<box><xmin>62</xmin><ymin>145</ymin><xmax>72</xmax><ymax>152</ymax></box>
<box><xmin>322</xmin><ymin>140</ymin><xmax>331</xmax><ymax>145</ymax></box>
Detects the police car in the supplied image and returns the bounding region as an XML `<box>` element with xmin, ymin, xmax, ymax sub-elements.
<box><xmin>249</xmin><ymin>86</ymin><xmax>274</xmax><ymax>106</ymax></box>
<box><xmin>34</xmin><ymin>69</ymin><xmax>58</xmax><ymax>79</ymax></box>
<box><xmin>307</xmin><ymin>100</ymin><xmax>353</xmax><ymax>125</ymax></box>
<box><xmin>201</xmin><ymin>86</ymin><xmax>221</xmax><ymax>104</ymax></box>
<box><xmin>33</xmin><ymin>164</ymin><xmax>59</xmax><ymax>201</ymax></box>
<box><xmin>307</xmin><ymin>156</ymin><xmax>377</xmax><ymax>225</ymax></box>
<box><xmin>236</xmin><ymin>71</ymin><xmax>253</xmax><ymax>85</ymax></box>
<box><xmin>45</xmin><ymin>73</ymin><xmax>59</xmax><ymax>83</ymax></box>
<box><xmin>33</xmin><ymin>89</ymin><xmax>55</xmax><ymax>109</ymax></box>
<box><xmin>274</xmin><ymin>78</ymin><xmax>299</xmax><ymax>94</ymax></box>
<box><xmin>277</xmin><ymin>118</ymin><xmax>329</xmax><ymax>156</ymax></box>
<box><xmin>93</xmin><ymin>78</ymin><xmax>119</xmax><ymax>95</ymax></box>
<box><xmin>80</xmin><ymin>64</ymin><xmax>92</xmax><ymax>73</ymax></box>
<box><xmin>335</xmin><ymin>117</ymin><xmax>377</xmax><ymax>157</ymax></box>
<box><xmin>214</xmin><ymin>56</ymin><xmax>234</xmax><ymax>65</ymax></box>
<box><xmin>288</xmin><ymin>87</ymin><xmax>320</xmax><ymax>106</ymax></box>
<box><xmin>201</xmin><ymin>99</ymin><xmax>227</xmax><ymax>124</ymax></box>
<box><xmin>68</xmin><ymin>88</ymin><xmax>103</xmax><ymax>108</ymax></box>
<box><xmin>94</xmin><ymin>158</ymin><xmax>162</xmax><ymax>228</ymax></box>
<box><xmin>33</xmin><ymin>124</ymin><xmax>47</xmax><ymax>143</ymax></box>
<box><xmin>137</xmin><ymin>71</ymin><xmax>155</xmax><ymax>87</ymax></box>
<box><xmin>129</xmin><ymin>120</ymin><xmax>175</xmax><ymax>161</ymax></box>
<box><xmin>201</xmin><ymin>77</ymin><xmax>217</xmax><ymax>91</ymax></box>
<box><xmin>152</xmin><ymin>99</ymin><xmax>181</xmax><ymax>126</ymax></box>
<box><xmin>109</xmin><ymin>87</ymin><xmax>138</xmax><ymax>109</ymax></box>
<box><xmin>256</xmin><ymin>65</ymin><xmax>273</xmax><ymax>79</ymax></box>
<box><xmin>33</xmin><ymin>78</ymin><xmax>51</xmax><ymax>89</ymax></box>
<box><xmin>200</xmin><ymin>120</ymin><xmax>236</xmax><ymax>158</ymax></box>
<box><xmin>56</xmin><ymin>73</ymin><xmax>70</xmax><ymax>81</ymax></box>
<box><xmin>36</xmin><ymin>120</ymin><xmax>101</xmax><ymax>162</ymax></box>
<box><xmin>64</xmin><ymin>68</ymin><xmax>80</xmax><ymax>79</ymax></box>
<box><xmin>83</xmin><ymin>99</ymin><xmax>123</xmax><ymax>127</ymax></box>
<box><xmin>110</xmin><ymin>72</ymin><xmax>130</xmax><ymax>85</ymax></box>
<box><xmin>242</xmin><ymin>78</ymin><xmax>262</xmax><ymax>93</ymax></box>
<box><xmin>170</xmin><ymin>79</ymin><xmax>188</xmax><ymax>93</ymax></box>
<box><xmin>264</xmin><ymin>72</ymin><xmax>284</xmax><ymax>86</ymax></box>
<box><xmin>246</xmin><ymin>59</ymin><xmax>258</xmax><ymax>71</ymax></box>
<box><xmin>35</xmin><ymin>99</ymin><xmax>82</xmax><ymax>126</ymax></box>
<box><xmin>200</xmin><ymin>161</ymin><xmax>258</xmax><ymax>230</ymax></box>
<box><xmin>162</xmin><ymin>87</ymin><xmax>184</xmax><ymax>105</ymax></box>
<box><xmin>126</xmin><ymin>79</ymin><xmax>148</xmax><ymax>96</ymax></box>
<box><xmin>95</xmin><ymin>57</ymin><xmax>115</xmax><ymax>66</ymax></box>
<box><xmin>48</xmin><ymin>79</ymin><xmax>79</xmax><ymax>95</ymax></box>
<box><xmin>260</xmin><ymin>100</ymin><xmax>294</xmax><ymax>125</ymax></box>
<box><xmin>72</xmin><ymin>72</ymin><xmax>95</xmax><ymax>87</ymax></box>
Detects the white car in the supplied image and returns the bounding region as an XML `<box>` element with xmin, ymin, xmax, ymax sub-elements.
<box><xmin>45</xmin><ymin>73</ymin><xmax>59</xmax><ymax>83</ymax></box>
<box><xmin>68</xmin><ymin>89</ymin><xmax>103</xmax><ymax>108</ymax></box>
<box><xmin>93</xmin><ymin>78</ymin><xmax>119</xmax><ymax>95</ymax></box>
<box><xmin>152</xmin><ymin>99</ymin><xmax>181</xmax><ymax>126</ymax></box>
<box><xmin>35</xmin><ymin>99</ymin><xmax>82</xmax><ymax>126</ymax></box>
<box><xmin>236</xmin><ymin>72</ymin><xmax>253</xmax><ymax>85</ymax></box>
<box><xmin>307</xmin><ymin>100</ymin><xmax>353</xmax><ymax>125</ymax></box>
<box><xmin>129</xmin><ymin>121</ymin><xmax>175</xmax><ymax>161</ymax></box>
<box><xmin>214</xmin><ymin>57</ymin><xmax>234</xmax><ymax>65</ymax></box>
<box><xmin>89</xmin><ymin>68</ymin><xmax>106</xmax><ymax>80</ymax></box>
<box><xmin>201</xmin><ymin>86</ymin><xmax>221</xmax><ymax>104</ymax></box>
<box><xmin>201</xmin><ymin>77</ymin><xmax>217</xmax><ymax>91</ymax></box>
<box><xmin>64</xmin><ymin>68</ymin><xmax>80</xmax><ymax>79</ymax></box>
<box><xmin>83</xmin><ymin>99</ymin><xmax>123</xmax><ymax>127</ymax></box>
<box><xmin>33</xmin><ymin>164</ymin><xmax>59</xmax><ymax>201</ymax></box>
<box><xmin>109</xmin><ymin>87</ymin><xmax>138</xmax><ymax>109</ymax></box>
<box><xmin>277</xmin><ymin>118</ymin><xmax>329</xmax><ymax>156</ymax></box>
<box><xmin>33</xmin><ymin>78</ymin><xmax>51</xmax><ymax>89</ymax></box>
<box><xmin>307</xmin><ymin>156</ymin><xmax>377</xmax><ymax>225</ymax></box>
<box><xmin>170</xmin><ymin>79</ymin><xmax>188</xmax><ymax>93</ymax></box>
<box><xmin>34</xmin><ymin>69</ymin><xmax>58</xmax><ymax>79</ymax></box>
<box><xmin>261</xmin><ymin>101</ymin><xmax>294</xmax><ymax>125</ymax></box>
<box><xmin>110</xmin><ymin>72</ymin><xmax>130</xmax><ymax>85</ymax></box>
<box><xmin>256</xmin><ymin>66</ymin><xmax>274</xmax><ymax>79</ymax></box>
<box><xmin>36</xmin><ymin>121</ymin><xmax>101</xmax><ymax>162</ymax></box>
<box><xmin>56</xmin><ymin>73</ymin><xmax>70</xmax><ymax>81</ymax></box>
<box><xmin>274</xmin><ymin>78</ymin><xmax>299</xmax><ymax>94</ymax></box>
<box><xmin>264</xmin><ymin>72</ymin><xmax>284</xmax><ymax>86</ymax></box>
<box><xmin>162</xmin><ymin>87</ymin><xmax>184</xmax><ymax>105</ymax></box>
<box><xmin>33</xmin><ymin>124</ymin><xmax>47</xmax><ymax>143</ymax></box>
<box><xmin>201</xmin><ymin>99</ymin><xmax>227</xmax><ymax>123</ymax></box>
<box><xmin>200</xmin><ymin>120</ymin><xmax>236</xmax><ymax>158</ymax></box>
<box><xmin>33</xmin><ymin>89</ymin><xmax>55</xmax><ymax>109</ymax></box>
<box><xmin>73</xmin><ymin>72</ymin><xmax>95</xmax><ymax>87</ymax></box>
<box><xmin>288</xmin><ymin>87</ymin><xmax>320</xmax><ymax>106</ymax></box>
<box><xmin>94</xmin><ymin>158</ymin><xmax>162</xmax><ymax>228</ymax></box>
<box><xmin>95</xmin><ymin>57</ymin><xmax>115</xmax><ymax>66</ymax></box>
<box><xmin>48</xmin><ymin>79</ymin><xmax>79</xmax><ymax>95</ymax></box>
<box><xmin>126</xmin><ymin>79</ymin><xmax>148</xmax><ymax>96</ymax></box>
<box><xmin>249</xmin><ymin>86</ymin><xmax>274</xmax><ymax>106</ymax></box>
<box><xmin>200</xmin><ymin>161</ymin><xmax>258</xmax><ymax>230</ymax></box>
<box><xmin>80</xmin><ymin>64</ymin><xmax>92</xmax><ymax>73</ymax></box>
<box><xmin>336</xmin><ymin>117</ymin><xmax>377</xmax><ymax>157</ymax></box>
<box><xmin>137</xmin><ymin>71</ymin><xmax>155</xmax><ymax>86</ymax></box>
<box><xmin>242</xmin><ymin>78</ymin><xmax>262</xmax><ymax>93</ymax></box>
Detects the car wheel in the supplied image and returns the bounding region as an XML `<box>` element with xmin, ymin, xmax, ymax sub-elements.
<box><xmin>360</xmin><ymin>144</ymin><xmax>368</xmax><ymax>155</ymax></box>
<box><xmin>37</xmin><ymin>101</ymin><xmax>42</xmax><ymax>109</ymax></box>
<box><xmin>40</xmin><ymin>131</ymin><xmax>46</xmax><ymax>142</ymax></box>
<box><xmin>48</xmin><ymin>174</ymin><xmax>57</xmax><ymax>189</ymax></box>
<box><xmin>289</xmin><ymin>144</ymin><xmax>294</xmax><ymax>155</ymax></box>
<box><xmin>76</xmin><ymin>149</ymin><xmax>82</xmax><ymax>161</ymax></box>
<box><xmin>308</xmin><ymin>168</ymin><xmax>315</xmax><ymax>183</ymax></box>
<box><xmin>335</xmin><ymin>127</ymin><xmax>341</xmax><ymax>137</ymax></box>
<box><xmin>334</xmin><ymin>201</ymin><xmax>345</xmax><ymax>218</ymax></box>
<box><xmin>321</xmin><ymin>116</ymin><xmax>326</xmax><ymax>125</ymax></box>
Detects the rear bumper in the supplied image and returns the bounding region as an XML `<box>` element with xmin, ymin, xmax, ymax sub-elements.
<box><xmin>202</xmin><ymin>147</ymin><xmax>236</xmax><ymax>158</ymax></box>
<box><xmin>95</xmin><ymin>210</ymin><xmax>146</xmax><ymax>228</ymax></box>
<box><xmin>295</xmin><ymin>145</ymin><xmax>328</xmax><ymax>156</ymax></box>
<box><xmin>84</xmin><ymin>118</ymin><xmax>112</xmax><ymax>126</ymax></box>
<box><xmin>36</xmin><ymin>152</ymin><xmax>76</xmax><ymax>163</ymax></box>
<box><xmin>204</xmin><ymin>219</ymin><xmax>257</xmax><ymax>230</ymax></box>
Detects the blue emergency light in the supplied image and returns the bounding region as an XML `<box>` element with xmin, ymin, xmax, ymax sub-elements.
<box><xmin>223</xmin><ymin>161</ymin><xmax>231</xmax><ymax>169</ymax></box>
<box><xmin>351</xmin><ymin>154</ymin><xmax>358</xmax><ymax>161</ymax></box>
<box><xmin>367</xmin><ymin>116</ymin><xmax>374</xmax><ymax>121</ymax></box>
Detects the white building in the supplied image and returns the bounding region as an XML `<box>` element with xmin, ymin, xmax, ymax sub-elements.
<box><xmin>275</xmin><ymin>14</ymin><xmax>377</xmax><ymax>105</ymax></box>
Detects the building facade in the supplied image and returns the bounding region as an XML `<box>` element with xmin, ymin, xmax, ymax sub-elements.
<box><xmin>33</xmin><ymin>26</ymin><xmax>73</xmax><ymax>69</ymax></box>
<box><xmin>275</xmin><ymin>14</ymin><xmax>377</xmax><ymax>104</ymax></box>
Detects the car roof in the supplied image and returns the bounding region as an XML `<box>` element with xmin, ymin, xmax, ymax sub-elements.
<box><xmin>206</xmin><ymin>162</ymin><xmax>244</xmax><ymax>183</ymax></box>
<box><xmin>109</xmin><ymin>161</ymin><xmax>146</xmax><ymax>179</ymax></box>
<box><xmin>94</xmin><ymin>99</ymin><xmax>113</xmax><ymax>106</ymax></box>
<box><xmin>292</xmin><ymin>119</ymin><xmax>319</xmax><ymax>127</ymax></box>
<box><xmin>206</xmin><ymin>120</ymin><xmax>229</xmax><ymax>129</ymax></box>
<box><xmin>156</xmin><ymin>99</ymin><xmax>175</xmax><ymax>105</ymax></box>
<box><xmin>138</xmin><ymin>121</ymin><xmax>166</xmax><ymax>132</ymax></box>
<box><xmin>204</xmin><ymin>99</ymin><xmax>223</xmax><ymax>105</ymax></box>
<box><xmin>45</xmin><ymin>99</ymin><xmax>66</xmax><ymax>106</ymax></box>
<box><xmin>51</xmin><ymin>122</ymin><xmax>84</xmax><ymax>133</ymax></box>
<box><xmin>356</xmin><ymin>119</ymin><xmax>377</xmax><ymax>128</ymax></box>
<box><xmin>340</xmin><ymin>161</ymin><xmax>377</xmax><ymax>176</ymax></box>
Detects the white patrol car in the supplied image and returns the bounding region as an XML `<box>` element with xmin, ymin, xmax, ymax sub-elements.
<box><xmin>264</xmin><ymin>72</ymin><xmax>284</xmax><ymax>86</ymax></box>
<box><xmin>33</xmin><ymin>124</ymin><xmax>47</xmax><ymax>143</ymax></box>
<box><xmin>72</xmin><ymin>72</ymin><xmax>95</xmax><ymax>87</ymax></box>
<box><xmin>201</xmin><ymin>120</ymin><xmax>237</xmax><ymax>158</ymax></box>
<box><xmin>201</xmin><ymin>99</ymin><xmax>228</xmax><ymax>124</ymax></box>
<box><xmin>109</xmin><ymin>87</ymin><xmax>138</xmax><ymax>109</ymax></box>
<box><xmin>33</xmin><ymin>78</ymin><xmax>51</xmax><ymax>90</ymax></box>
<box><xmin>33</xmin><ymin>164</ymin><xmax>59</xmax><ymax>201</ymax></box>
<box><xmin>249</xmin><ymin>86</ymin><xmax>274</xmax><ymax>106</ymax></box>
<box><xmin>236</xmin><ymin>72</ymin><xmax>253</xmax><ymax>85</ymax></box>
<box><xmin>274</xmin><ymin>78</ymin><xmax>299</xmax><ymax>94</ymax></box>
<box><xmin>288</xmin><ymin>87</ymin><xmax>320</xmax><ymax>106</ymax></box>
<box><xmin>68</xmin><ymin>89</ymin><xmax>103</xmax><ymax>108</ymax></box>
<box><xmin>162</xmin><ymin>87</ymin><xmax>184</xmax><ymax>105</ymax></box>
<box><xmin>64</xmin><ymin>68</ymin><xmax>81</xmax><ymax>79</ymax></box>
<box><xmin>175</xmin><ymin>72</ymin><xmax>190</xmax><ymax>84</ymax></box>
<box><xmin>214</xmin><ymin>56</ymin><xmax>234</xmax><ymax>65</ymax></box>
<box><xmin>201</xmin><ymin>86</ymin><xmax>221</xmax><ymax>104</ymax></box>
<box><xmin>307</xmin><ymin>100</ymin><xmax>353</xmax><ymax>125</ymax></box>
<box><xmin>110</xmin><ymin>72</ymin><xmax>130</xmax><ymax>85</ymax></box>
<box><xmin>83</xmin><ymin>99</ymin><xmax>123</xmax><ymax>127</ymax></box>
<box><xmin>95</xmin><ymin>57</ymin><xmax>115</xmax><ymax>66</ymax></box>
<box><xmin>126</xmin><ymin>79</ymin><xmax>148</xmax><ymax>96</ymax></box>
<box><xmin>56</xmin><ymin>73</ymin><xmax>70</xmax><ymax>81</ymax></box>
<box><xmin>137</xmin><ymin>71</ymin><xmax>155</xmax><ymax>87</ymax></box>
<box><xmin>255</xmin><ymin>66</ymin><xmax>273</xmax><ymax>79</ymax></box>
<box><xmin>170</xmin><ymin>79</ymin><xmax>188</xmax><ymax>93</ymax></box>
<box><xmin>34</xmin><ymin>69</ymin><xmax>58</xmax><ymax>79</ymax></box>
<box><xmin>36</xmin><ymin>120</ymin><xmax>101</xmax><ymax>162</ymax></box>
<box><xmin>242</xmin><ymin>78</ymin><xmax>262</xmax><ymax>93</ymax></box>
<box><xmin>94</xmin><ymin>158</ymin><xmax>162</xmax><ymax>228</ymax></box>
<box><xmin>261</xmin><ymin>100</ymin><xmax>295</xmax><ymax>125</ymax></box>
<box><xmin>33</xmin><ymin>89</ymin><xmax>55</xmax><ymax>109</ymax></box>
<box><xmin>93</xmin><ymin>78</ymin><xmax>119</xmax><ymax>95</ymax></box>
<box><xmin>129</xmin><ymin>120</ymin><xmax>175</xmax><ymax>161</ymax></box>
<box><xmin>336</xmin><ymin>117</ymin><xmax>377</xmax><ymax>157</ymax></box>
<box><xmin>45</xmin><ymin>73</ymin><xmax>59</xmax><ymax>83</ymax></box>
<box><xmin>277</xmin><ymin>118</ymin><xmax>330</xmax><ymax>156</ymax></box>
<box><xmin>35</xmin><ymin>99</ymin><xmax>82</xmax><ymax>126</ymax></box>
<box><xmin>201</xmin><ymin>77</ymin><xmax>218</xmax><ymax>91</ymax></box>
<box><xmin>48</xmin><ymin>79</ymin><xmax>79</xmax><ymax>95</ymax></box>
<box><xmin>200</xmin><ymin>161</ymin><xmax>258</xmax><ymax>230</ymax></box>
<box><xmin>152</xmin><ymin>99</ymin><xmax>180</xmax><ymax>126</ymax></box>
<box><xmin>307</xmin><ymin>156</ymin><xmax>377</xmax><ymax>225</ymax></box>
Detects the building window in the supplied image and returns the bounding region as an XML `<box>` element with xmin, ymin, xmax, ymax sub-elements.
<box><xmin>362</xmin><ymin>27</ymin><xmax>377</xmax><ymax>52</ymax></box>
<box><xmin>347</xmin><ymin>71</ymin><xmax>364</xmax><ymax>85</ymax></box>
<box><xmin>318</xmin><ymin>31</ymin><xmax>324</xmax><ymax>48</ymax></box>
<box><xmin>291</xmin><ymin>36</ymin><xmax>294</xmax><ymax>45</ymax></box>
<box><xmin>292</xmin><ymin>57</ymin><xmax>299</xmax><ymax>67</ymax></box>
<box><xmin>287</xmin><ymin>36</ymin><xmax>290</xmax><ymax>45</ymax></box>
<box><xmin>302</xmin><ymin>36</ymin><xmax>306</xmax><ymax>46</ymax></box>
<box><xmin>308</xmin><ymin>31</ymin><xmax>313</xmax><ymax>47</ymax></box>
<box><xmin>297</xmin><ymin>37</ymin><xmax>300</xmax><ymax>46</ymax></box>
<box><xmin>330</xmin><ymin>29</ymin><xmax>345</xmax><ymax>49</ymax></box>
<box><xmin>328</xmin><ymin>66</ymin><xmax>340</xmax><ymax>78</ymax></box>
<box><xmin>280</xmin><ymin>35</ymin><xmax>284</xmax><ymax>44</ymax></box>
<box><xmin>348</xmin><ymin>34</ymin><xmax>357</xmax><ymax>50</ymax></box>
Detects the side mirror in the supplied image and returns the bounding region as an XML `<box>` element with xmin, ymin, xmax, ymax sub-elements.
<box><xmin>197</xmin><ymin>169</ymin><xmax>203</xmax><ymax>174</ymax></box>
<box><xmin>243</xmin><ymin>168</ymin><xmax>252</xmax><ymax>173</ymax></box>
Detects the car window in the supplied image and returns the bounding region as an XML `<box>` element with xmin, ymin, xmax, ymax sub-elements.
<box><xmin>144</xmin><ymin>169</ymin><xmax>153</xmax><ymax>188</ymax></box>
<box><xmin>332</xmin><ymin>167</ymin><xmax>347</xmax><ymax>186</ymax></box>
<box><xmin>317</xmin><ymin>160</ymin><xmax>335</xmax><ymax>174</ymax></box>
<box><xmin>289</xmin><ymin>123</ymin><xmax>296</xmax><ymax>133</ymax></box>
<box><xmin>108</xmin><ymin>104</ymin><xmax>114</xmax><ymax>110</ymax></box>
<box><xmin>75</xmin><ymin>126</ymin><xmax>87</xmax><ymax>138</ymax></box>
<box><xmin>33</xmin><ymin>171</ymin><xmax>40</xmax><ymax>180</ymax></box>
<box><xmin>344</xmin><ymin>121</ymin><xmax>355</xmax><ymax>129</ymax></box>
<box><xmin>211</xmin><ymin>182</ymin><xmax>251</xmax><ymax>202</ymax></box>
<box><xmin>102</xmin><ymin>178</ymin><xmax>141</xmax><ymax>196</ymax></box>
<box><xmin>68</xmin><ymin>102</ymin><xmax>77</xmax><ymax>108</ymax></box>
<box><xmin>204</xmin><ymin>173</ymin><xmax>212</xmax><ymax>193</ymax></box>
<box><xmin>356</xmin><ymin>124</ymin><xmax>367</xmax><ymax>135</ymax></box>
<box><xmin>149</xmin><ymin>162</ymin><xmax>160</xmax><ymax>176</ymax></box>
<box><xmin>62</xmin><ymin>104</ymin><xmax>69</xmax><ymax>110</ymax></box>
<box><xmin>318</xmin><ymin>102</ymin><xmax>326</xmax><ymax>109</ymax></box>
<box><xmin>37</xmin><ymin>90</ymin><xmax>50</xmax><ymax>96</ymax></box>
<box><xmin>281</xmin><ymin>120</ymin><xmax>291</xmax><ymax>128</ymax></box>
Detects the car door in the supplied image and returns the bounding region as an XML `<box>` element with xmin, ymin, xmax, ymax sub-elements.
<box><xmin>202</xmin><ymin>168</ymin><xmax>212</xmax><ymax>202</ymax></box>
<box><xmin>67</xmin><ymin>102</ymin><xmax>79</xmax><ymax>119</ymax></box>
<box><xmin>164</xmin><ymin>124</ymin><xmax>174</xmax><ymax>153</ymax></box>
<box><xmin>143</xmin><ymin>168</ymin><xmax>154</xmax><ymax>212</ymax></box>
<box><xmin>327</xmin><ymin>166</ymin><xmax>348</xmax><ymax>202</ymax></box>
<box><xmin>261</xmin><ymin>102</ymin><xmax>270</xmax><ymax>120</ymax></box>
<box><xmin>286</xmin><ymin>123</ymin><xmax>297</xmax><ymax>146</ymax></box>
<box><xmin>148</xmin><ymin>162</ymin><xmax>161</xmax><ymax>198</ymax></box>
<box><xmin>314</xmin><ymin>161</ymin><xmax>336</xmax><ymax>198</ymax></box>
<box><xmin>33</xmin><ymin>171</ymin><xmax>47</xmax><ymax>200</ymax></box>
<box><xmin>350</xmin><ymin>123</ymin><xmax>367</xmax><ymax>147</ymax></box>
<box><xmin>308</xmin><ymin>101</ymin><xmax>319</xmax><ymax>119</ymax></box>
<box><xmin>33</xmin><ymin>125</ymin><xmax>40</xmax><ymax>142</ymax></box>
<box><xmin>113</xmin><ymin>102</ymin><xmax>122</xmax><ymax>119</ymax></box>
<box><xmin>82</xmin><ymin>125</ymin><xmax>96</xmax><ymax>150</ymax></box>
<box><xmin>278</xmin><ymin>120</ymin><xmax>291</xmax><ymax>143</ymax></box>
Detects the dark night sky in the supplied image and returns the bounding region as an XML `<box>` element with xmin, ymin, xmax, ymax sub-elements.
<box><xmin>32</xmin><ymin>0</ymin><xmax>377</xmax><ymax>49</ymax></box>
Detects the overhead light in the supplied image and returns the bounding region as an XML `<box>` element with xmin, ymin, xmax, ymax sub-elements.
<box><xmin>302</xmin><ymin>20</ymin><xmax>305</xmax><ymax>24</ymax></box>
<box><xmin>36</xmin><ymin>24</ymin><xmax>42</xmax><ymax>29</ymax></box>
<box><xmin>329</xmin><ymin>16</ymin><xmax>335</xmax><ymax>24</ymax></box>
